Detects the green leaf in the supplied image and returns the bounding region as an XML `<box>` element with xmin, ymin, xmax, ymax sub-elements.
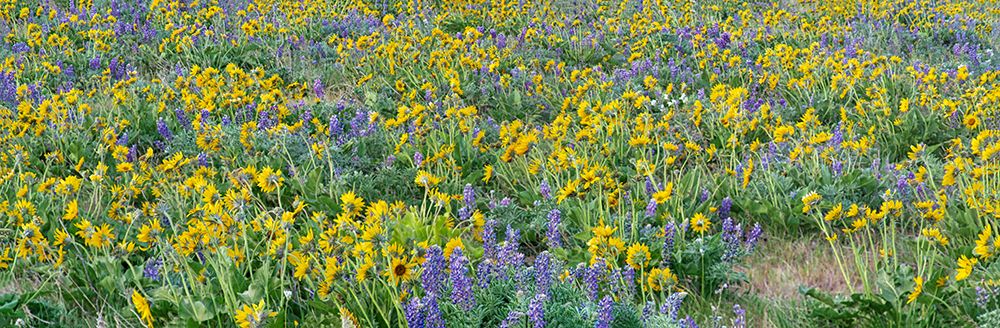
<box><xmin>0</xmin><ymin>293</ymin><xmax>20</xmax><ymax>313</ymax></box>
<box><xmin>179</xmin><ymin>300</ymin><xmax>215</xmax><ymax>323</ymax></box>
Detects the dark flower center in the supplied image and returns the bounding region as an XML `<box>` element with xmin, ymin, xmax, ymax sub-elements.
<box><xmin>394</xmin><ymin>263</ymin><xmax>407</xmax><ymax>276</ymax></box>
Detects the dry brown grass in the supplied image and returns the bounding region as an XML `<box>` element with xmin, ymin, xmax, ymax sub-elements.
<box><xmin>742</xmin><ymin>237</ymin><xmax>868</xmax><ymax>300</ymax></box>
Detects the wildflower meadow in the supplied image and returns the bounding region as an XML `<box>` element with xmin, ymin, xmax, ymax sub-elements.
<box><xmin>2</xmin><ymin>0</ymin><xmax>1000</xmax><ymax>327</ymax></box>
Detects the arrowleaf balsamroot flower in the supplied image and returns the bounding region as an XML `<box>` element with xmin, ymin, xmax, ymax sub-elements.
<box><xmin>626</xmin><ymin>243</ymin><xmax>650</xmax><ymax>269</ymax></box>
<box><xmin>255</xmin><ymin>167</ymin><xmax>283</xmax><ymax>193</ymax></box>
<box><xmin>132</xmin><ymin>290</ymin><xmax>154</xmax><ymax>328</ymax></box>
<box><xmin>235</xmin><ymin>300</ymin><xmax>275</xmax><ymax>328</ymax></box>
<box><xmin>690</xmin><ymin>213</ymin><xmax>711</xmax><ymax>234</ymax></box>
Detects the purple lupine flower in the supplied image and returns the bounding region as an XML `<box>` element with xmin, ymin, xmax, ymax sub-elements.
<box><xmin>12</xmin><ymin>42</ymin><xmax>29</xmax><ymax>53</ymax></box>
<box><xmin>175</xmin><ymin>108</ymin><xmax>191</xmax><ymax>130</ymax></box>
<box><xmin>645</xmin><ymin>199</ymin><xmax>658</xmax><ymax>218</ymax></box>
<box><xmin>623</xmin><ymin>265</ymin><xmax>636</xmax><ymax>297</ymax></box>
<box><xmin>59</xmin><ymin>61</ymin><xmax>75</xmax><ymax>79</ymax></box>
<box><xmin>500</xmin><ymin>311</ymin><xmax>524</xmax><ymax>328</ymax></box>
<box><xmin>476</xmin><ymin>259</ymin><xmax>499</xmax><ymax>289</ymax></box>
<box><xmin>976</xmin><ymin>286</ymin><xmax>990</xmax><ymax>309</ymax></box>
<box><xmin>721</xmin><ymin>218</ymin><xmax>742</xmax><ymax>262</ymax></box>
<box><xmin>595</xmin><ymin>296</ymin><xmax>614</xmax><ymax>328</ymax></box>
<box><xmin>732</xmin><ymin>304</ymin><xmax>746</xmax><ymax>328</ymax></box>
<box><xmin>155</xmin><ymin>117</ymin><xmax>173</xmax><ymax>141</ymax></box>
<box><xmin>540</xmin><ymin>180</ymin><xmax>552</xmax><ymax>200</ymax></box>
<box><xmin>528</xmin><ymin>293</ymin><xmax>546</xmax><ymax>328</ymax></box>
<box><xmin>660</xmin><ymin>292</ymin><xmax>686</xmax><ymax>320</ymax></box>
<box><xmin>642</xmin><ymin>302</ymin><xmax>654</xmax><ymax>323</ymax></box>
<box><xmin>127</xmin><ymin>146</ymin><xmax>138</xmax><ymax>162</ymax></box>
<box><xmin>349</xmin><ymin>110</ymin><xmax>370</xmax><ymax>136</ymax></box>
<box><xmin>313</xmin><ymin>79</ymin><xmax>325</xmax><ymax>99</ymax></box>
<box><xmin>482</xmin><ymin>219</ymin><xmax>499</xmax><ymax>257</ymax></box>
<box><xmin>197</xmin><ymin>153</ymin><xmax>209</xmax><ymax>167</ymax></box>
<box><xmin>488</xmin><ymin>190</ymin><xmax>499</xmax><ymax>210</ymax></box>
<box><xmin>301</xmin><ymin>108</ymin><xmax>313</xmax><ymax>124</ymax></box>
<box><xmin>143</xmin><ymin>258</ymin><xmax>162</xmax><ymax>281</ymax></box>
<box><xmin>745</xmin><ymin>223</ymin><xmax>762</xmax><ymax>253</ymax></box>
<box><xmin>449</xmin><ymin>248</ymin><xmax>475</xmax><ymax>311</ymax></box>
<box><xmin>534</xmin><ymin>252</ymin><xmax>553</xmax><ymax>295</ymax></box>
<box><xmin>662</xmin><ymin>222</ymin><xmax>676</xmax><ymax>266</ymax></box>
<box><xmin>414</xmin><ymin>151</ymin><xmax>424</xmax><ymax>167</ymax></box>
<box><xmin>109</xmin><ymin>57</ymin><xmax>129</xmax><ymax>81</ymax></box>
<box><xmin>328</xmin><ymin>114</ymin><xmax>341</xmax><ymax>141</ymax></box>
<box><xmin>719</xmin><ymin>197</ymin><xmax>732</xmax><ymax>220</ymax></box>
<box><xmin>608</xmin><ymin>268</ymin><xmax>625</xmax><ymax>299</ymax></box>
<box><xmin>0</xmin><ymin>71</ymin><xmax>16</xmax><ymax>105</ymax></box>
<box><xmin>681</xmin><ymin>316</ymin><xmax>699</xmax><ymax>328</ymax></box>
<box><xmin>498</xmin><ymin>225</ymin><xmax>524</xmax><ymax>269</ymax></box>
<box><xmin>257</xmin><ymin>110</ymin><xmax>275</xmax><ymax>131</ymax></box>
<box><xmin>421</xmin><ymin>246</ymin><xmax>447</xmax><ymax>296</ymax></box>
<box><xmin>831</xmin><ymin>123</ymin><xmax>843</xmax><ymax>149</ymax></box>
<box><xmin>117</xmin><ymin>132</ymin><xmax>129</xmax><ymax>146</ymax></box>
<box><xmin>546</xmin><ymin>209</ymin><xmax>562</xmax><ymax>248</ymax></box>
<box><xmin>199</xmin><ymin>109</ymin><xmax>210</xmax><ymax>127</ymax></box>
<box><xmin>424</xmin><ymin>297</ymin><xmax>445</xmax><ymax>328</ymax></box>
<box><xmin>459</xmin><ymin>184</ymin><xmax>476</xmax><ymax>221</ymax></box>
<box><xmin>586</xmin><ymin>260</ymin><xmax>604</xmax><ymax>301</ymax></box>
<box><xmin>499</xmin><ymin>197</ymin><xmax>512</xmax><ymax>207</ymax></box>
<box><xmin>463</xmin><ymin>184</ymin><xmax>476</xmax><ymax>208</ymax></box>
<box><xmin>89</xmin><ymin>56</ymin><xmax>102</xmax><ymax>71</ymax></box>
<box><xmin>700</xmin><ymin>189</ymin><xmax>710</xmax><ymax>202</ymax></box>
<box><xmin>458</xmin><ymin>206</ymin><xmax>472</xmax><ymax>222</ymax></box>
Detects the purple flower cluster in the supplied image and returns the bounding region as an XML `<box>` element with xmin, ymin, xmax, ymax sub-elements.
<box><xmin>595</xmin><ymin>296</ymin><xmax>614</xmax><ymax>328</ymax></box>
<box><xmin>644</xmin><ymin>186</ymin><xmax>659</xmax><ymax>212</ymax></box>
<box><xmin>328</xmin><ymin>114</ymin><xmax>342</xmax><ymax>141</ymax></box>
<box><xmin>528</xmin><ymin>293</ymin><xmax>546</xmax><ymax>328</ymax></box>
<box><xmin>534</xmin><ymin>252</ymin><xmax>554</xmax><ymax>295</ymax></box>
<box><xmin>421</xmin><ymin>246</ymin><xmax>447</xmax><ymax>296</ymax></box>
<box><xmin>156</xmin><ymin>117</ymin><xmax>173</xmax><ymax>141</ymax></box>
<box><xmin>175</xmin><ymin>108</ymin><xmax>191</xmax><ymax>130</ymax></box>
<box><xmin>659</xmin><ymin>292</ymin><xmax>686</xmax><ymax>320</ymax></box>
<box><xmin>405</xmin><ymin>295</ymin><xmax>445</xmax><ymax>328</ymax></box>
<box><xmin>143</xmin><ymin>258</ymin><xmax>162</xmax><ymax>281</ymax></box>
<box><xmin>716</xmin><ymin>215</ymin><xmax>764</xmax><ymax>263</ymax></box>
<box><xmin>498</xmin><ymin>225</ymin><xmax>524</xmax><ymax>269</ymax></box>
<box><xmin>477</xmin><ymin>220</ymin><xmax>500</xmax><ymax>288</ymax></box>
<box><xmin>745</xmin><ymin>223</ymin><xmax>762</xmax><ymax>253</ymax></box>
<box><xmin>413</xmin><ymin>151</ymin><xmax>424</xmax><ymax>167</ymax></box>
<box><xmin>449</xmin><ymin>248</ymin><xmax>475</xmax><ymax>311</ymax></box>
<box><xmin>721</xmin><ymin>217</ymin><xmax>742</xmax><ymax>263</ymax></box>
<box><xmin>545</xmin><ymin>209</ymin><xmax>561</xmax><ymax>248</ymax></box>
<box><xmin>500</xmin><ymin>311</ymin><xmax>524</xmax><ymax>328</ymax></box>
<box><xmin>662</xmin><ymin>222</ymin><xmax>676</xmax><ymax>266</ymax></box>
<box><xmin>109</xmin><ymin>57</ymin><xmax>130</xmax><ymax>81</ymax></box>
<box><xmin>732</xmin><ymin>304</ymin><xmax>746</xmax><ymax>328</ymax></box>
<box><xmin>0</xmin><ymin>71</ymin><xmax>16</xmax><ymax>105</ymax></box>
<box><xmin>312</xmin><ymin>79</ymin><xmax>325</xmax><ymax>99</ymax></box>
<box><xmin>458</xmin><ymin>184</ymin><xmax>476</xmax><ymax>221</ymax></box>
<box><xmin>718</xmin><ymin>197</ymin><xmax>732</xmax><ymax>220</ymax></box>
<box><xmin>539</xmin><ymin>180</ymin><xmax>552</xmax><ymax>200</ymax></box>
<box><xmin>585</xmin><ymin>260</ymin><xmax>605</xmax><ymax>301</ymax></box>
